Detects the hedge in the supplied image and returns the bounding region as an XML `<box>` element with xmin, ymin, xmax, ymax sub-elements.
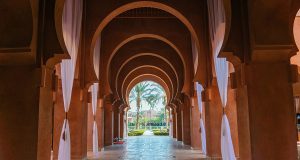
<box><xmin>153</xmin><ymin>129</ymin><xmax>169</xmax><ymax>136</ymax></box>
<box><xmin>128</xmin><ymin>129</ymin><xmax>145</xmax><ymax>136</ymax></box>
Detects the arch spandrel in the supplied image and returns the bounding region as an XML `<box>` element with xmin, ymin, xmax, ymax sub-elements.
<box><xmin>113</xmin><ymin>55</ymin><xmax>181</xmax><ymax>99</ymax></box>
<box><xmin>109</xmin><ymin>39</ymin><xmax>184</xmax><ymax>89</ymax></box>
<box><xmin>102</xmin><ymin>33</ymin><xmax>191</xmax><ymax>96</ymax></box>
<box><xmin>101</xmin><ymin>18</ymin><xmax>192</xmax><ymax>92</ymax></box>
<box><xmin>0</xmin><ymin>0</ymin><xmax>37</xmax><ymax>65</ymax></box>
<box><xmin>0</xmin><ymin>1</ymin><xmax>33</xmax><ymax>49</ymax></box>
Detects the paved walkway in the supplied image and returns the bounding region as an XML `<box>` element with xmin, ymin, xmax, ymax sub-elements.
<box><xmin>88</xmin><ymin>136</ymin><xmax>207</xmax><ymax>160</ymax></box>
<box><xmin>143</xmin><ymin>130</ymin><xmax>154</xmax><ymax>136</ymax></box>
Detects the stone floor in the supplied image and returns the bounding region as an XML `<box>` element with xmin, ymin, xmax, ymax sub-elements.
<box><xmin>87</xmin><ymin>136</ymin><xmax>207</xmax><ymax>160</ymax></box>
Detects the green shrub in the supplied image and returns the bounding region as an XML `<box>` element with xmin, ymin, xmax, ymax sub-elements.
<box><xmin>128</xmin><ymin>129</ymin><xmax>145</xmax><ymax>136</ymax></box>
<box><xmin>153</xmin><ymin>130</ymin><xmax>169</xmax><ymax>136</ymax></box>
<box><xmin>152</xmin><ymin>129</ymin><xmax>160</xmax><ymax>132</ymax></box>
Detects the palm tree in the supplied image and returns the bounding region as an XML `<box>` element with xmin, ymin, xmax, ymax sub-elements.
<box><xmin>129</xmin><ymin>81</ymin><xmax>166</xmax><ymax>129</ymax></box>
<box><xmin>144</xmin><ymin>84</ymin><xmax>166</xmax><ymax>129</ymax></box>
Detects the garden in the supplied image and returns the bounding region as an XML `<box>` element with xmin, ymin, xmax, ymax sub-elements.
<box><xmin>128</xmin><ymin>129</ymin><xmax>169</xmax><ymax>136</ymax></box>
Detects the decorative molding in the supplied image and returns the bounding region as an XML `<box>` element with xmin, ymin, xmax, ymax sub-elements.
<box><xmin>251</xmin><ymin>45</ymin><xmax>297</xmax><ymax>62</ymax></box>
<box><xmin>116</xmin><ymin>7</ymin><xmax>175</xmax><ymax>19</ymax></box>
<box><xmin>0</xmin><ymin>47</ymin><xmax>31</xmax><ymax>53</ymax></box>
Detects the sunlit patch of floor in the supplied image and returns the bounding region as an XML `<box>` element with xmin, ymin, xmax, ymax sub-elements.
<box><xmin>88</xmin><ymin>136</ymin><xmax>208</xmax><ymax>160</ymax></box>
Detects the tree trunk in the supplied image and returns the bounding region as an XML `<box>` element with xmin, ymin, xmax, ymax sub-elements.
<box><xmin>150</xmin><ymin>109</ymin><xmax>152</xmax><ymax>130</ymax></box>
<box><xmin>136</xmin><ymin>107</ymin><xmax>140</xmax><ymax>129</ymax></box>
<box><xmin>164</xmin><ymin>108</ymin><xmax>166</xmax><ymax>129</ymax></box>
<box><xmin>136</xmin><ymin>95</ymin><xmax>141</xmax><ymax>129</ymax></box>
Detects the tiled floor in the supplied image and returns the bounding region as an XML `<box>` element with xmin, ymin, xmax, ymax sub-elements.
<box><xmin>87</xmin><ymin>136</ymin><xmax>207</xmax><ymax>160</ymax></box>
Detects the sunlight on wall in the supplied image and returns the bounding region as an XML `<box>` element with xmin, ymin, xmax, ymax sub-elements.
<box><xmin>291</xmin><ymin>10</ymin><xmax>300</xmax><ymax>67</ymax></box>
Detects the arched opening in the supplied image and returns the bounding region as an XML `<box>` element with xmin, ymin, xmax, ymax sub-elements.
<box><xmin>127</xmin><ymin>81</ymin><xmax>169</xmax><ymax>136</ymax></box>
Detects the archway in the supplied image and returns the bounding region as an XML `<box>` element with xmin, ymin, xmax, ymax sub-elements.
<box><xmin>126</xmin><ymin>80</ymin><xmax>169</xmax><ymax>137</ymax></box>
<box><xmin>89</xmin><ymin>1</ymin><xmax>211</xmax><ymax>87</ymax></box>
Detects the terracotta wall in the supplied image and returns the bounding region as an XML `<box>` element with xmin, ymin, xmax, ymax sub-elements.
<box><xmin>0</xmin><ymin>67</ymin><xmax>42</xmax><ymax>160</ymax></box>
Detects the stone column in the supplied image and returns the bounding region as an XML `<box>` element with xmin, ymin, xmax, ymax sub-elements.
<box><xmin>176</xmin><ymin>106</ymin><xmax>183</xmax><ymax>141</ymax></box>
<box><xmin>0</xmin><ymin>66</ymin><xmax>54</xmax><ymax>160</ymax></box>
<box><xmin>39</xmin><ymin>66</ymin><xmax>56</xmax><ymax>160</ymax></box>
<box><xmin>124</xmin><ymin>111</ymin><xmax>128</xmax><ymax>138</ymax></box>
<box><xmin>104</xmin><ymin>96</ymin><xmax>113</xmax><ymax>146</ymax></box>
<box><xmin>119</xmin><ymin>109</ymin><xmax>124</xmax><ymax>139</ymax></box>
<box><xmin>233</xmin><ymin>62</ymin><xmax>298</xmax><ymax>160</ymax></box>
<box><xmin>168</xmin><ymin>108</ymin><xmax>172</xmax><ymax>137</ymax></box>
<box><xmin>172</xmin><ymin>109</ymin><xmax>177</xmax><ymax>139</ymax></box>
<box><xmin>68</xmin><ymin>80</ymin><xmax>88</xmax><ymax>159</ymax></box>
<box><xmin>96</xmin><ymin>99</ymin><xmax>104</xmax><ymax>150</ymax></box>
<box><xmin>182</xmin><ymin>95</ymin><xmax>191</xmax><ymax>145</ymax></box>
<box><xmin>113</xmin><ymin>104</ymin><xmax>120</xmax><ymax>139</ymax></box>
<box><xmin>203</xmin><ymin>78</ymin><xmax>222</xmax><ymax>158</ymax></box>
<box><xmin>53</xmin><ymin>78</ymin><xmax>64</xmax><ymax>160</ymax></box>
<box><xmin>87</xmin><ymin>101</ymin><xmax>93</xmax><ymax>152</ymax></box>
<box><xmin>191</xmin><ymin>95</ymin><xmax>201</xmax><ymax>150</ymax></box>
<box><xmin>227</xmin><ymin>78</ymin><xmax>240</xmax><ymax>157</ymax></box>
<box><xmin>53</xmin><ymin>79</ymin><xmax>88</xmax><ymax>160</ymax></box>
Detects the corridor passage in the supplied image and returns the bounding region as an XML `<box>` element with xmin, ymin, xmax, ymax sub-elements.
<box><xmin>88</xmin><ymin>136</ymin><xmax>207</xmax><ymax>160</ymax></box>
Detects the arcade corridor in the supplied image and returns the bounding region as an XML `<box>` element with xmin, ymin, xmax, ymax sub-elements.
<box><xmin>87</xmin><ymin>136</ymin><xmax>206</xmax><ymax>160</ymax></box>
<box><xmin>1</xmin><ymin>1</ymin><xmax>300</xmax><ymax>160</ymax></box>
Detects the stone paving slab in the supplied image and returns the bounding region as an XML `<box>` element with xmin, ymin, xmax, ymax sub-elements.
<box><xmin>88</xmin><ymin>136</ymin><xmax>209</xmax><ymax>160</ymax></box>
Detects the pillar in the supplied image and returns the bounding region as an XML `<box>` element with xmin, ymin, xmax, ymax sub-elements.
<box><xmin>0</xmin><ymin>66</ymin><xmax>53</xmax><ymax>160</ymax></box>
<box><xmin>182</xmin><ymin>95</ymin><xmax>191</xmax><ymax>145</ymax></box>
<box><xmin>53</xmin><ymin>79</ymin><xmax>64</xmax><ymax>160</ymax></box>
<box><xmin>69</xmin><ymin>81</ymin><xmax>88</xmax><ymax>159</ymax></box>
<box><xmin>234</xmin><ymin>62</ymin><xmax>298</xmax><ymax>160</ymax></box>
<box><xmin>53</xmin><ymin>79</ymin><xmax>88</xmax><ymax>160</ymax></box>
<box><xmin>104</xmin><ymin>97</ymin><xmax>113</xmax><ymax>146</ymax></box>
<box><xmin>39</xmin><ymin>66</ymin><xmax>56</xmax><ymax>160</ymax></box>
<box><xmin>87</xmin><ymin>102</ymin><xmax>93</xmax><ymax>152</ymax></box>
<box><xmin>96</xmin><ymin>99</ymin><xmax>104</xmax><ymax>150</ymax></box>
<box><xmin>113</xmin><ymin>104</ymin><xmax>120</xmax><ymax>139</ymax></box>
<box><xmin>124</xmin><ymin>111</ymin><xmax>128</xmax><ymax>138</ymax></box>
<box><xmin>168</xmin><ymin>108</ymin><xmax>172</xmax><ymax>137</ymax></box>
<box><xmin>119</xmin><ymin>109</ymin><xmax>124</xmax><ymax>139</ymax></box>
<box><xmin>172</xmin><ymin>109</ymin><xmax>177</xmax><ymax>139</ymax></box>
<box><xmin>227</xmin><ymin>78</ymin><xmax>240</xmax><ymax>157</ymax></box>
<box><xmin>203</xmin><ymin>78</ymin><xmax>222</xmax><ymax>158</ymax></box>
<box><xmin>176</xmin><ymin>106</ymin><xmax>183</xmax><ymax>141</ymax></box>
<box><xmin>191</xmin><ymin>95</ymin><xmax>201</xmax><ymax>150</ymax></box>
